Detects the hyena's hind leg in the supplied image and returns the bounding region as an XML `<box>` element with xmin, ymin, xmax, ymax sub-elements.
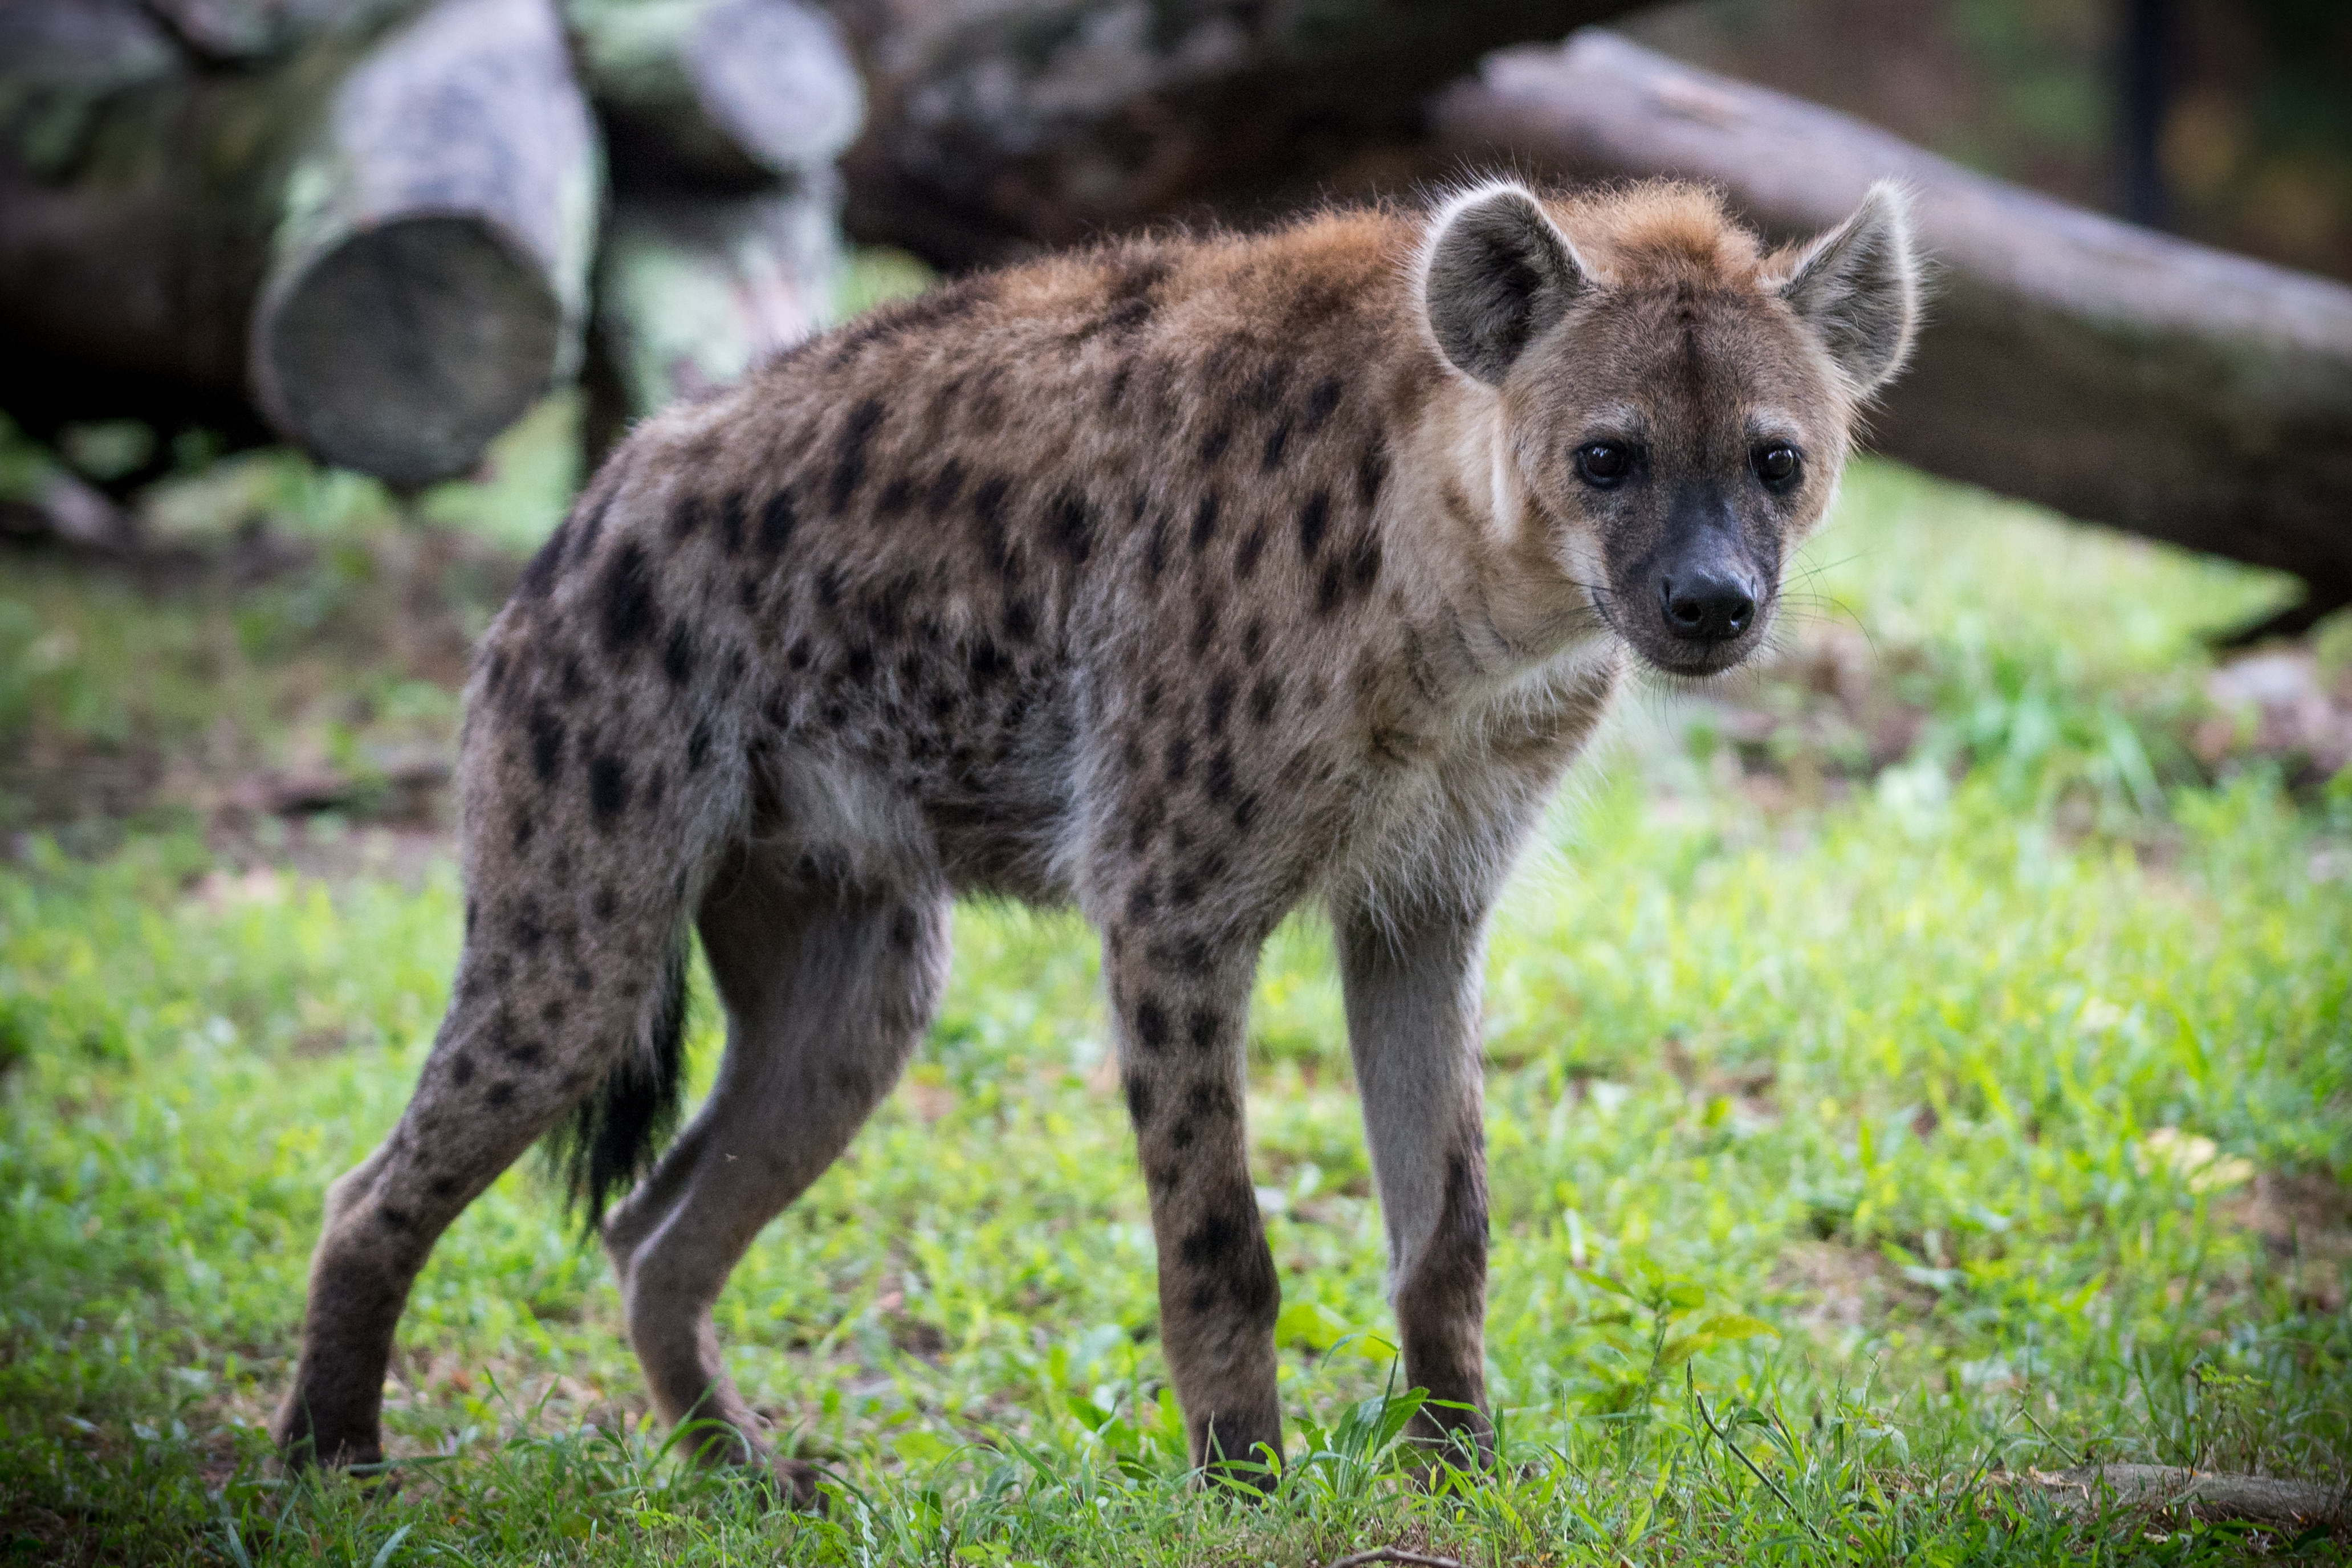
<box><xmin>599</xmin><ymin>851</ymin><xmax>950</xmax><ymax>1502</ymax></box>
<box><xmin>272</xmin><ymin>875</ymin><xmax>695</xmax><ymax>1468</ymax></box>
<box><xmin>274</xmin><ymin>664</ymin><xmax>726</xmax><ymax>1469</ymax></box>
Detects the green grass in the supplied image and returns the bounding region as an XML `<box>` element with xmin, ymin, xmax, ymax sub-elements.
<box><xmin>0</xmin><ymin>461</ymin><xmax>2347</xmax><ymax>1563</ymax></box>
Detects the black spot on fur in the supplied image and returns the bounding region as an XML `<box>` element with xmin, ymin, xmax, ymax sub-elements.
<box><xmin>1232</xmin><ymin>792</ymin><xmax>1260</xmax><ymax>832</ymax></box>
<box><xmin>1250</xmin><ymin>676</ymin><xmax>1279</xmax><ymax>724</ymax></box>
<box><xmin>1303</xmin><ymin>376</ymin><xmax>1344</xmax><ymax>431</ymax></box>
<box><xmin>528</xmin><ymin>703</ymin><xmax>565</xmax><ymax>784</ymax></box>
<box><xmin>686</xmin><ymin>719</ymin><xmax>713</xmax><ymax>774</ymax></box>
<box><xmin>1187</xmin><ymin>1011</ymin><xmax>1219</xmax><ymax>1054</ymax></box>
<box><xmin>1297</xmin><ymin>490</ymin><xmax>1330</xmax><ymax>559</ymax></box>
<box><xmin>1190</xmin><ymin>492</ymin><xmax>1220</xmax><ymax>553</ymax></box>
<box><xmin>1136</xmin><ymin>1000</ymin><xmax>1171</xmax><ymax>1052</ymax></box>
<box><xmin>662</xmin><ymin>622</ymin><xmax>696</xmax><ymax>687</ymax></box>
<box><xmin>1260</xmin><ymin>420</ymin><xmax>1291</xmax><ymax>470</ymax></box>
<box><xmin>1179</xmin><ymin>1208</ymin><xmax>1248</xmax><ymax>1269</ymax></box>
<box><xmin>717</xmin><ymin>490</ymin><xmax>747</xmax><ymax>554</ymax></box>
<box><xmin>972</xmin><ymin>475</ymin><xmax>1015</xmax><ymax>576</ymax></box>
<box><xmin>1206</xmin><ymin>747</ymin><xmax>1236</xmax><ymax>803</ymax></box>
<box><xmin>485</xmin><ymin>1080</ymin><xmax>516</xmax><ymax>1110</ymax></box>
<box><xmin>1206</xmin><ymin>673</ymin><xmax>1236</xmax><ymax>734</ymax></box>
<box><xmin>757</xmin><ymin>487</ymin><xmax>797</xmax><ymax>554</ymax></box>
<box><xmin>379</xmin><ymin>1206</ymin><xmax>410</xmax><ymax>1231</ymax></box>
<box><xmin>787</xmin><ymin>637</ymin><xmax>813</xmax><ymax>671</ymax></box>
<box><xmin>1191</xmin><ymin>600</ymin><xmax>1218</xmax><ymax>657</ymax></box>
<box><xmin>572</xmin><ymin>475</ymin><xmax>617</xmax><ymax>559</ymax></box>
<box><xmin>517</xmin><ymin>518</ymin><xmax>571</xmax><ymax>602</ymax></box>
<box><xmin>1199</xmin><ymin>422</ymin><xmax>1232</xmax><ymax>465</ymax></box>
<box><xmin>451</xmin><ymin>1050</ymin><xmax>475</xmax><ymax>1086</ymax></box>
<box><xmin>1317</xmin><ymin>560</ymin><xmax>1345</xmax><ymax>616</ymax></box>
<box><xmin>1124</xmin><ymin>1074</ymin><xmax>1154</xmax><ymax>1127</ymax></box>
<box><xmin>1146</xmin><ymin>515</ymin><xmax>1169</xmax><ymax>581</ymax></box>
<box><xmin>876</xmin><ymin>475</ymin><xmax>914</xmax><ymax>516</ymax></box>
<box><xmin>1052</xmin><ymin>488</ymin><xmax>1092</xmax><ymax>564</ymax></box>
<box><xmin>598</xmin><ymin>542</ymin><xmax>660</xmax><ymax>657</ymax></box>
<box><xmin>1003</xmin><ymin>597</ymin><xmax>1037</xmax><ymax>643</ymax></box>
<box><xmin>815</xmin><ymin>564</ymin><xmax>844</xmax><ymax>610</ymax></box>
<box><xmin>925</xmin><ymin>459</ymin><xmax>965</xmax><ymax>515</ymax></box>
<box><xmin>1349</xmin><ymin>532</ymin><xmax>1382</xmax><ymax>594</ymax></box>
<box><xmin>588</xmin><ymin>754</ymin><xmax>630</xmax><ymax>828</ymax></box>
<box><xmin>829</xmin><ymin>398</ymin><xmax>885</xmax><ymax>514</ymax></box>
<box><xmin>1235</xmin><ymin>524</ymin><xmax>1266</xmax><ymax>582</ymax></box>
<box><xmin>1357</xmin><ymin>436</ymin><xmax>1388</xmax><ymax>507</ymax></box>
<box><xmin>1165</xmin><ymin>736</ymin><xmax>1191</xmax><ymax>783</ymax></box>
<box><xmin>1126</xmin><ymin>880</ymin><xmax>1157</xmax><ymax>922</ymax></box>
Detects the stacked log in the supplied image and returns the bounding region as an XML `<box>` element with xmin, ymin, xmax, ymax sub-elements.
<box><xmin>3</xmin><ymin>0</ymin><xmax>2350</xmax><ymax>622</ymax></box>
<box><xmin>0</xmin><ymin>0</ymin><xmax>860</xmax><ymax>486</ymax></box>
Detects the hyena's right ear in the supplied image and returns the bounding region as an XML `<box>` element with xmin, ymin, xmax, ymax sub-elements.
<box><xmin>1422</xmin><ymin>182</ymin><xmax>1593</xmax><ymax>386</ymax></box>
<box><xmin>1771</xmin><ymin>181</ymin><xmax>1921</xmax><ymax>397</ymax></box>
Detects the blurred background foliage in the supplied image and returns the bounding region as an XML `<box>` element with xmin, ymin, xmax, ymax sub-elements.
<box><xmin>1626</xmin><ymin>0</ymin><xmax>2352</xmax><ymax>279</ymax></box>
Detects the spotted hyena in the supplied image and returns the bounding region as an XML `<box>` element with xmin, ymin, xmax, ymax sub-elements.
<box><xmin>275</xmin><ymin>178</ymin><xmax>1919</xmax><ymax>1493</ymax></box>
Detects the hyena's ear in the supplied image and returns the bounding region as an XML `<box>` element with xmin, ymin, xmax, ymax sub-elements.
<box><xmin>1772</xmin><ymin>180</ymin><xmax>1920</xmax><ymax>396</ymax></box>
<box><xmin>1422</xmin><ymin>183</ymin><xmax>1592</xmax><ymax>386</ymax></box>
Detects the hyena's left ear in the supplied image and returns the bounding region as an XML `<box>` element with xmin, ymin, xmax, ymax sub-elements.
<box><xmin>1422</xmin><ymin>182</ymin><xmax>1593</xmax><ymax>386</ymax></box>
<box><xmin>1772</xmin><ymin>180</ymin><xmax>1920</xmax><ymax>396</ymax></box>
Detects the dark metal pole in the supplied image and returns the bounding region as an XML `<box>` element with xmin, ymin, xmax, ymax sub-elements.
<box><xmin>2118</xmin><ymin>0</ymin><xmax>2174</xmax><ymax>229</ymax></box>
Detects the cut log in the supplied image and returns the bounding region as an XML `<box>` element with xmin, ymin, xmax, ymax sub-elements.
<box><xmin>0</xmin><ymin>0</ymin><xmax>603</xmax><ymax>487</ymax></box>
<box><xmin>251</xmin><ymin>0</ymin><xmax>600</xmax><ymax>486</ymax></box>
<box><xmin>581</xmin><ymin>183</ymin><xmax>843</xmax><ymax>459</ymax></box>
<box><xmin>567</xmin><ymin>0</ymin><xmax>862</xmax><ymax>190</ymax></box>
<box><xmin>1431</xmin><ymin>30</ymin><xmax>2352</xmax><ymax>629</ymax></box>
<box><xmin>828</xmin><ymin>0</ymin><xmax>1649</xmax><ymax>269</ymax></box>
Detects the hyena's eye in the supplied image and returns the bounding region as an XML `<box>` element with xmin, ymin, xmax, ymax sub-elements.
<box><xmin>1575</xmin><ymin>441</ymin><xmax>1631</xmax><ymax>488</ymax></box>
<box><xmin>1752</xmin><ymin>442</ymin><xmax>1801</xmax><ymax>488</ymax></box>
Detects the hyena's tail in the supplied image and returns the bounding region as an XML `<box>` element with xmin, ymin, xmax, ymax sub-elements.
<box><xmin>546</xmin><ymin>924</ymin><xmax>692</xmax><ymax>1229</ymax></box>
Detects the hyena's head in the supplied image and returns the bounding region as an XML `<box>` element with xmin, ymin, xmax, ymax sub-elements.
<box><xmin>1419</xmin><ymin>178</ymin><xmax>1920</xmax><ymax>677</ymax></box>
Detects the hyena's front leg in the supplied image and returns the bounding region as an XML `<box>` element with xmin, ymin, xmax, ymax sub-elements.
<box><xmin>1336</xmin><ymin>905</ymin><xmax>1495</xmax><ymax>1466</ymax></box>
<box><xmin>1105</xmin><ymin>923</ymin><xmax>1283</xmax><ymax>1483</ymax></box>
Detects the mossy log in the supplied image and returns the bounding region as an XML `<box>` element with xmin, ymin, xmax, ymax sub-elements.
<box><xmin>1431</xmin><ymin>30</ymin><xmax>2352</xmax><ymax>633</ymax></box>
<box><xmin>828</xmin><ymin>0</ymin><xmax>1647</xmax><ymax>268</ymax></box>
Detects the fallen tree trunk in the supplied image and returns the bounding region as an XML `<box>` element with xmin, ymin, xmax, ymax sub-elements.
<box><xmin>2023</xmin><ymin>1465</ymin><xmax>2346</xmax><ymax>1529</ymax></box>
<box><xmin>828</xmin><ymin>0</ymin><xmax>1648</xmax><ymax>268</ymax></box>
<box><xmin>1431</xmin><ymin>30</ymin><xmax>2352</xmax><ymax>632</ymax></box>
<box><xmin>582</xmin><ymin>185</ymin><xmax>843</xmax><ymax>459</ymax></box>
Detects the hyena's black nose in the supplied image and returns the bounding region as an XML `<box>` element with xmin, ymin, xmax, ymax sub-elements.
<box><xmin>1661</xmin><ymin>571</ymin><xmax>1756</xmax><ymax>642</ymax></box>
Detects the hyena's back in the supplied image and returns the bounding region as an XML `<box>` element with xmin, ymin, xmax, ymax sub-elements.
<box><xmin>469</xmin><ymin>211</ymin><xmax>1424</xmax><ymax>913</ymax></box>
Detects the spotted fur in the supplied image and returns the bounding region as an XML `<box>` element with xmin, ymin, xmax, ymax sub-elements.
<box><xmin>275</xmin><ymin>179</ymin><xmax>1918</xmax><ymax>1492</ymax></box>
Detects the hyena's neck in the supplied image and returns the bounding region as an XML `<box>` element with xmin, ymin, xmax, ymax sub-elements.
<box><xmin>1385</xmin><ymin>384</ymin><xmax>1613</xmax><ymax>691</ymax></box>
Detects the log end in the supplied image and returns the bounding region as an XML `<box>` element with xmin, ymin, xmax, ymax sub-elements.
<box><xmin>251</xmin><ymin>214</ymin><xmax>565</xmax><ymax>487</ymax></box>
